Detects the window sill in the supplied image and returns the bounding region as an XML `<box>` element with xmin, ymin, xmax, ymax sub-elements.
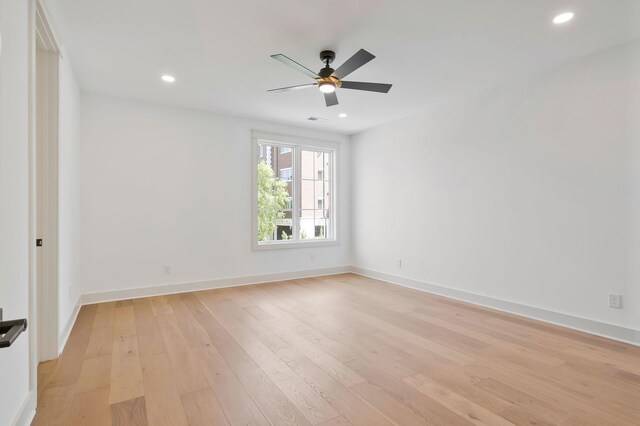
<box><xmin>253</xmin><ymin>239</ymin><xmax>339</xmax><ymax>251</ymax></box>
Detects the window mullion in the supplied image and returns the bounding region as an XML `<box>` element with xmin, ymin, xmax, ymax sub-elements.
<box><xmin>293</xmin><ymin>147</ymin><xmax>300</xmax><ymax>241</ymax></box>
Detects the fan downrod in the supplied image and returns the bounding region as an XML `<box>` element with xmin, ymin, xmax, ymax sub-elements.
<box><xmin>320</xmin><ymin>50</ymin><xmax>335</xmax><ymax>65</ymax></box>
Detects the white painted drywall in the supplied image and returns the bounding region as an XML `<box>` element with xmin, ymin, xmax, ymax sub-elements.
<box><xmin>58</xmin><ymin>49</ymin><xmax>81</xmax><ymax>339</ymax></box>
<box><xmin>351</xmin><ymin>40</ymin><xmax>640</xmax><ymax>330</ymax></box>
<box><xmin>79</xmin><ymin>94</ymin><xmax>350</xmax><ymax>296</ymax></box>
<box><xmin>0</xmin><ymin>0</ymin><xmax>33</xmax><ymax>424</ymax></box>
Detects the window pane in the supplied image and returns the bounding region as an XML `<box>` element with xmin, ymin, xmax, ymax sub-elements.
<box><xmin>300</xmin><ymin>179</ymin><xmax>315</xmax><ymax>210</ymax></box>
<box><xmin>257</xmin><ymin>142</ymin><xmax>293</xmax><ymax>242</ymax></box>
<box><xmin>299</xmin><ymin>210</ymin><xmax>314</xmax><ymax>240</ymax></box>
<box><xmin>314</xmin><ymin>218</ymin><xmax>327</xmax><ymax>238</ymax></box>
<box><xmin>315</xmin><ymin>180</ymin><xmax>329</xmax><ymax>210</ymax></box>
<box><xmin>300</xmin><ymin>150</ymin><xmax>314</xmax><ymax>179</ymax></box>
<box><xmin>298</xmin><ymin>148</ymin><xmax>331</xmax><ymax>240</ymax></box>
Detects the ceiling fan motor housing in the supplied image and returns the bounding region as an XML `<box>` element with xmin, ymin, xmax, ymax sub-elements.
<box><xmin>318</xmin><ymin>67</ymin><xmax>335</xmax><ymax>78</ymax></box>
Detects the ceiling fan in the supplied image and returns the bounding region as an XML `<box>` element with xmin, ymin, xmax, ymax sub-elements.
<box><xmin>268</xmin><ymin>49</ymin><xmax>392</xmax><ymax>107</ymax></box>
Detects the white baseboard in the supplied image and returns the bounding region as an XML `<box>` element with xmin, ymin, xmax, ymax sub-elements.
<box><xmin>79</xmin><ymin>266</ymin><xmax>352</xmax><ymax>305</ymax></box>
<box><xmin>351</xmin><ymin>266</ymin><xmax>640</xmax><ymax>347</ymax></box>
<box><xmin>58</xmin><ymin>297</ymin><xmax>81</xmax><ymax>355</ymax></box>
<box><xmin>12</xmin><ymin>390</ymin><xmax>36</xmax><ymax>426</ymax></box>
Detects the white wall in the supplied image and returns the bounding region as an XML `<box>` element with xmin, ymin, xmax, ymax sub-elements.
<box><xmin>57</xmin><ymin>49</ymin><xmax>81</xmax><ymax>341</ymax></box>
<box><xmin>0</xmin><ymin>0</ymin><xmax>34</xmax><ymax>424</ymax></box>
<box><xmin>351</xmin><ymin>40</ymin><xmax>640</xmax><ymax>331</ymax></box>
<box><xmin>79</xmin><ymin>94</ymin><xmax>350</xmax><ymax>296</ymax></box>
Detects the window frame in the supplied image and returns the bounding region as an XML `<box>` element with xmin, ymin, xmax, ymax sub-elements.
<box><xmin>252</xmin><ymin>131</ymin><xmax>339</xmax><ymax>251</ymax></box>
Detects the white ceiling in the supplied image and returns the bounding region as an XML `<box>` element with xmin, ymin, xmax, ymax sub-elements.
<box><xmin>49</xmin><ymin>0</ymin><xmax>640</xmax><ymax>135</ymax></box>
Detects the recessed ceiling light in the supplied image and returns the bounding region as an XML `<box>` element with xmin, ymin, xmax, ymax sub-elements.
<box><xmin>338</xmin><ymin>113</ymin><xmax>347</xmax><ymax>118</ymax></box>
<box><xmin>161</xmin><ymin>75</ymin><xmax>176</xmax><ymax>83</ymax></box>
<box><xmin>553</xmin><ymin>12</ymin><xmax>574</xmax><ymax>24</ymax></box>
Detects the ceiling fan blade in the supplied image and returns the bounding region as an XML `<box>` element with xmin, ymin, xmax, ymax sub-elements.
<box><xmin>271</xmin><ymin>54</ymin><xmax>319</xmax><ymax>79</ymax></box>
<box><xmin>268</xmin><ymin>83</ymin><xmax>318</xmax><ymax>93</ymax></box>
<box><xmin>324</xmin><ymin>91</ymin><xmax>338</xmax><ymax>107</ymax></box>
<box><xmin>334</xmin><ymin>49</ymin><xmax>375</xmax><ymax>79</ymax></box>
<box><xmin>340</xmin><ymin>81</ymin><xmax>392</xmax><ymax>93</ymax></box>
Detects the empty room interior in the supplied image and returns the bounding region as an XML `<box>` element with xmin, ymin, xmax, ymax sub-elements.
<box><xmin>1</xmin><ymin>0</ymin><xmax>640</xmax><ymax>425</ymax></box>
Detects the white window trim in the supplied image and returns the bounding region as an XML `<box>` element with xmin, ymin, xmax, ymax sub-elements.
<box><xmin>252</xmin><ymin>130</ymin><xmax>339</xmax><ymax>251</ymax></box>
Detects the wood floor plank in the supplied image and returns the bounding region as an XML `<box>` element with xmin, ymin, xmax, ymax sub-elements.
<box><xmin>113</xmin><ymin>305</ymin><xmax>137</xmax><ymax>339</ymax></box>
<box><xmin>349</xmin><ymin>380</ymin><xmax>431</xmax><ymax>426</ymax></box>
<box><xmin>31</xmin><ymin>384</ymin><xmax>77</xmax><ymax>426</ymax></box>
<box><xmin>236</xmin><ymin>366</ymin><xmax>313</xmax><ymax>426</ymax></box>
<box><xmin>67</xmin><ymin>388</ymin><xmax>112</xmax><ymax>426</ymax></box>
<box><xmin>93</xmin><ymin>302</ymin><xmax>117</xmax><ymax>329</ymax></box>
<box><xmin>76</xmin><ymin>354</ymin><xmax>112</xmax><ymax>393</ymax></box>
<box><xmin>35</xmin><ymin>274</ymin><xmax>640</xmax><ymax>425</ymax></box>
<box><xmin>276</xmin><ymin>347</ymin><xmax>393</xmax><ymax>426</ymax></box>
<box><xmin>139</xmin><ymin>352</ymin><xmax>189</xmax><ymax>426</ymax></box>
<box><xmin>196</xmin><ymin>346</ymin><xmax>271</xmax><ymax>426</ymax></box>
<box><xmin>180</xmin><ymin>388</ymin><xmax>230</xmax><ymax>426</ymax></box>
<box><xmin>317</xmin><ymin>416</ymin><xmax>352</xmax><ymax>426</ymax></box>
<box><xmin>110</xmin><ymin>396</ymin><xmax>148</xmax><ymax>426</ymax></box>
<box><xmin>150</xmin><ymin>296</ymin><xmax>173</xmax><ymax>316</ymax></box>
<box><xmin>346</xmin><ymin>357</ymin><xmax>474</xmax><ymax>426</ymax></box>
<box><xmin>166</xmin><ymin>294</ymin><xmax>213</xmax><ymax>349</ymax></box>
<box><xmin>183</xmin><ymin>294</ymin><xmax>311</xmax><ymax>425</ymax></box>
<box><xmin>155</xmin><ymin>313</ymin><xmax>209</xmax><ymax>395</ymax></box>
<box><xmin>132</xmin><ymin>298</ymin><xmax>167</xmax><ymax>358</ymax></box>
<box><xmin>85</xmin><ymin>325</ymin><xmax>115</xmax><ymax>359</ymax></box>
<box><xmin>199</xmin><ymin>294</ymin><xmax>340</xmax><ymax>424</ymax></box>
<box><xmin>403</xmin><ymin>374</ymin><xmax>515</xmax><ymax>426</ymax></box>
<box><xmin>109</xmin><ymin>335</ymin><xmax>144</xmax><ymax>404</ymax></box>
<box><xmin>475</xmin><ymin>377</ymin><xmax>567</xmax><ymax>423</ymax></box>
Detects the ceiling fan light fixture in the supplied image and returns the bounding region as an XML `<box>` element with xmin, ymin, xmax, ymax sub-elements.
<box><xmin>553</xmin><ymin>12</ymin><xmax>574</xmax><ymax>24</ymax></box>
<box><xmin>318</xmin><ymin>82</ymin><xmax>336</xmax><ymax>93</ymax></box>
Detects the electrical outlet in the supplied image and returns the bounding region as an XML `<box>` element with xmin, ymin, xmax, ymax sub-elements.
<box><xmin>163</xmin><ymin>265</ymin><xmax>171</xmax><ymax>275</ymax></box>
<box><xmin>396</xmin><ymin>259</ymin><xmax>402</xmax><ymax>268</ymax></box>
<box><xmin>608</xmin><ymin>293</ymin><xmax>622</xmax><ymax>309</ymax></box>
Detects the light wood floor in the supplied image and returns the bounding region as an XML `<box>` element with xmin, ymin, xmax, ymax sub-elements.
<box><xmin>34</xmin><ymin>274</ymin><xmax>640</xmax><ymax>425</ymax></box>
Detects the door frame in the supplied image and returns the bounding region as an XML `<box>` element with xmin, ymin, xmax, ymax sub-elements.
<box><xmin>28</xmin><ymin>0</ymin><xmax>61</xmax><ymax>384</ymax></box>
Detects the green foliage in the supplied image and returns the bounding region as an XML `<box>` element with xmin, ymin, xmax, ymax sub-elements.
<box><xmin>281</xmin><ymin>230</ymin><xmax>292</xmax><ymax>240</ymax></box>
<box><xmin>257</xmin><ymin>161</ymin><xmax>289</xmax><ymax>241</ymax></box>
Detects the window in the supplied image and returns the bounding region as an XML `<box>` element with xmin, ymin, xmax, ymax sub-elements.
<box><xmin>279</xmin><ymin>167</ymin><xmax>293</xmax><ymax>181</ymax></box>
<box><xmin>254</xmin><ymin>133</ymin><xmax>336</xmax><ymax>249</ymax></box>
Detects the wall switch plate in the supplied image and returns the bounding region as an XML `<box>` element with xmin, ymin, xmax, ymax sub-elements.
<box><xmin>608</xmin><ymin>293</ymin><xmax>622</xmax><ymax>309</ymax></box>
<box><xmin>163</xmin><ymin>265</ymin><xmax>171</xmax><ymax>275</ymax></box>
